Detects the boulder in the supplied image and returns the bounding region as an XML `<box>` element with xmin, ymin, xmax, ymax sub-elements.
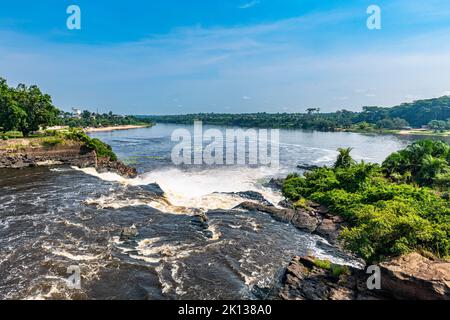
<box><xmin>379</xmin><ymin>253</ymin><xmax>450</xmax><ymax>300</ymax></box>
<box><xmin>120</xmin><ymin>225</ymin><xmax>139</xmax><ymax>241</ymax></box>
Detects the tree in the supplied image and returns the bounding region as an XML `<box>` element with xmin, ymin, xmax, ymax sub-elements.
<box><xmin>0</xmin><ymin>78</ymin><xmax>26</xmax><ymax>133</ymax></box>
<box><xmin>428</xmin><ymin>120</ymin><xmax>448</xmax><ymax>132</ymax></box>
<box><xmin>13</xmin><ymin>83</ymin><xmax>59</xmax><ymax>136</ymax></box>
<box><xmin>334</xmin><ymin>147</ymin><xmax>356</xmax><ymax>169</ymax></box>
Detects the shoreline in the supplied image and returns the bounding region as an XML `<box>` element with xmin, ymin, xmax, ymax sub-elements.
<box><xmin>84</xmin><ymin>124</ymin><xmax>150</xmax><ymax>133</ymax></box>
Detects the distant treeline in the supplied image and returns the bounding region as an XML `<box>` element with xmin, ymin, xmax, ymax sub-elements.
<box><xmin>141</xmin><ymin>96</ymin><xmax>450</xmax><ymax>131</ymax></box>
<box><xmin>59</xmin><ymin>110</ymin><xmax>153</xmax><ymax>128</ymax></box>
<box><xmin>0</xmin><ymin>77</ymin><xmax>151</xmax><ymax>137</ymax></box>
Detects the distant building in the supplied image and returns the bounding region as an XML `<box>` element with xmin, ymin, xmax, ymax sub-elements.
<box><xmin>71</xmin><ymin>108</ymin><xmax>82</xmax><ymax>119</ymax></box>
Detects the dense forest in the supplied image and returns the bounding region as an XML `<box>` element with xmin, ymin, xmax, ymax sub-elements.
<box><xmin>142</xmin><ymin>96</ymin><xmax>450</xmax><ymax>132</ymax></box>
<box><xmin>0</xmin><ymin>78</ymin><xmax>151</xmax><ymax>137</ymax></box>
<box><xmin>283</xmin><ymin>140</ymin><xmax>450</xmax><ymax>263</ymax></box>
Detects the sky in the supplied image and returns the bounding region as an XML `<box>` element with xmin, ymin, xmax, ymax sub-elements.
<box><xmin>1</xmin><ymin>0</ymin><xmax>450</xmax><ymax>115</ymax></box>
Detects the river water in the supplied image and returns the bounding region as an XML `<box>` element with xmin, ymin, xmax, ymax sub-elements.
<box><xmin>0</xmin><ymin>124</ymin><xmax>438</xmax><ymax>300</ymax></box>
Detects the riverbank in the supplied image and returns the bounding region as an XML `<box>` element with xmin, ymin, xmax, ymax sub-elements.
<box><xmin>0</xmin><ymin>136</ymin><xmax>137</xmax><ymax>177</ymax></box>
<box><xmin>84</xmin><ymin>124</ymin><xmax>151</xmax><ymax>133</ymax></box>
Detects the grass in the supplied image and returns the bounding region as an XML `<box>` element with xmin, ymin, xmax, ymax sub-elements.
<box><xmin>312</xmin><ymin>258</ymin><xmax>350</xmax><ymax>277</ymax></box>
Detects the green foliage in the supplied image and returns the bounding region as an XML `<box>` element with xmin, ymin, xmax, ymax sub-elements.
<box><xmin>312</xmin><ymin>259</ymin><xmax>331</xmax><ymax>270</ymax></box>
<box><xmin>58</xmin><ymin>110</ymin><xmax>153</xmax><ymax>128</ymax></box>
<box><xmin>383</xmin><ymin>140</ymin><xmax>450</xmax><ymax>188</ymax></box>
<box><xmin>0</xmin><ymin>78</ymin><xmax>58</xmax><ymax>136</ymax></box>
<box><xmin>59</xmin><ymin>129</ymin><xmax>117</xmax><ymax>161</ymax></box>
<box><xmin>283</xmin><ymin>143</ymin><xmax>450</xmax><ymax>263</ymax></box>
<box><xmin>144</xmin><ymin>96</ymin><xmax>450</xmax><ymax>131</ymax></box>
<box><xmin>41</xmin><ymin>137</ymin><xmax>64</xmax><ymax>148</ymax></box>
<box><xmin>334</xmin><ymin>147</ymin><xmax>356</xmax><ymax>169</ymax></box>
<box><xmin>312</xmin><ymin>259</ymin><xmax>350</xmax><ymax>277</ymax></box>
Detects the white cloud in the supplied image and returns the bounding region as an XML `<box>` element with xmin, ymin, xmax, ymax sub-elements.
<box><xmin>238</xmin><ymin>1</ymin><xmax>260</xmax><ymax>9</ymax></box>
<box><xmin>2</xmin><ymin>7</ymin><xmax>450</xmax><ymax>113</ymax></box>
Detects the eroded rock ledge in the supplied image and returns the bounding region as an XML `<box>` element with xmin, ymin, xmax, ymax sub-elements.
<box><xmin>234</xmin><ymin>201</ymin><xmax>345</xmax><ymax>246</ymax></box>
<box><xmin>0</xmin><ymin>144</ymin><xmax>137</xmax><ymax>178</ymax></box>
<box><xmin>280</xmin><ymin>254</ymin><xmax>450</xmax><ymax>300</ymax></box>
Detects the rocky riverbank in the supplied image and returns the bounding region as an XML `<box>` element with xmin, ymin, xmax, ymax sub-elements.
<box><xmin>233</xmin><ymin>187</ymin><xmax>450</xmax><ymax>300</ymax></box>
<box><xmin>235</xmin><ymin>200</ymin><xmax>345</xmax><ymax>247</ymax></box>
<box><xmin>0</xmin><ymin>141</ymin><xmax>137</xmax><ymax>178</ymax></box>
<box><xmin>279</xmin><ymin>254</ymin><xmax>449</xmax><ymax>300</ymax></box>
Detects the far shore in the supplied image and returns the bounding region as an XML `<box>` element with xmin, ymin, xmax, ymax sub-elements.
<box><xmin>84</xmin><ymin>125</ymin><xmax>150</xmax><ymax>133</ymax></box>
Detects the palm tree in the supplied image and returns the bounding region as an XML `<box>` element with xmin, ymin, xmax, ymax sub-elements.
<box><xmin>417</xmin><ymin>154</ymin><xmax>448</xmax><ymax>185</ymax></box>
<box><xmin>334</xmin><ymin>147</ymin><xmax>356</xmax><ymax>169</ymax></box>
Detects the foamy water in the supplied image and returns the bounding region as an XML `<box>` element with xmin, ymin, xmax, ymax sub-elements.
<box><xmin>75</xmin><ymin>165</ymin><xmax>283</xmax><ymax>212</ymax></box>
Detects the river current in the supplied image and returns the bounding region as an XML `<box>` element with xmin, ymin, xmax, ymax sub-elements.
<box><xmin>0</xmin><ymin>124</ymin><xmax>436</xmax><ymax>299</ymax></box>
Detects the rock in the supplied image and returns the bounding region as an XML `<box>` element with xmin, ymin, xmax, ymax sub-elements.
<box><xmin>291</xmin><ymin>209</ymin><xmax>320</xmax><ymax>233</ymax></box>
<box><xmin>235</xmin><ymin>202</ymin><xmax>295</xmax><ymax>224</ymax></box>
<box><xmin>297</xmin><ymin>163</ymin><xmax>320</xmax><ymax>171</ymax></box>
<box><xmin>379</xmin><ymin>253</ymin><xmax>450</xmax><ymax>300</ymax></box>
<box><xmin>141</xmin><ymin>183</ymin><xmax>165</xmax><ymax>196</ymax></box>
<box><xmin>279</xmin><ymin>253</ymin><xmax>450</xmax><ymax>300</ymax></box>
<box><xmin>97</xmin><ymin>157</ymin><xmax>137</xmax><ymax>178</ymax></box>
<box><xmin>279</xmin><ymin>255</ymin><xmax>389</xmax><ymax>300</ymax></box>
<box><xmin>0</xmin><ymin>145</ymin><xmax>97</xmax><ymax>169</ymax></box>
<box><xmin>314</xmin><ymin>218</ymin><xmax>343</xmax><ymax>245</ymax></box>
<box><xmin>191</xmin><ymin>213</ymin><xmax>209</xmax><ymax>229</ymax></box>
<box><xmin>223</xmin><ymin>191</ymin><xmax>273</xmax><ymax>206</ymax></box>
<box><xmin>267</xmin><ymin>178</ymin><xmax>285</xmax><ymax>190</ymax></box>
<box><xmin>278</xmin><ymin>199</ymin><xmax>294</xmax><ymax>209</ymax></box>
<box><xmin>120</xmin><ymin>225</ymin><xmax>139</xmax><ymax>241</ymax></box>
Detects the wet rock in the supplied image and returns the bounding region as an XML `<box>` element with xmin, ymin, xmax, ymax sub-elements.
<box><xmin>120</xmin><ymin>225</ymin><xmax>139</xmax><ymax>241</ymax></box>
<box><xmin>0</xmin><ymin>145</ymin><xmax>97</xmax><ymax>169</ymax></box>
<box><xmin>141</xmin><ymin>183</ymin><xmax>165</xmax><ymax>196</ymax></box>
<box><xmin>297</xmin><ymin>163</ymin><xmax>320</xmax><ymax>171</ymax></box>
<box><xmin>315</xmin><ymin>218</ymin><xmax>343</xmax><ymax>245</ymax></box>
<box><xmin>379</xmin><ymin>253</ymin><xmax>450</xmax><ymax>300</ymax></box>
<box><xmin>191</xmin><ymin>213</ymin><xmax>209</xmax><ymax>229</ymax></box>
<box><xmin>267</xmin><ymin>178</ymin><xmax>285</xmax><ymax>190</ymax></box>
<box><xmin>222</xmin><ymin>191</ymin><xmax>273</xmax><ymax>206</ymax></box>
<box><xmin>291</xmin><ymin>209</ymin><xmax>320</xmax><ymax>233</ymax></box>
<box><xmin>280</xmin><ymin>253</ymin><xmax>450</xmax><ymax>300</ymax></box>
<box><xmin>97</xmin><ymin>157</ymin><xmax>137</xmax><ymax>178</ymax></box>
<box><xmin>279</xmin><ymin>256</ymin><xmax>385</xmax><ymax>300</ymax></box>
<box><xmin>278</xmin><ymin>199</ymin><xmax>294</xmax><ymax>209</ymax></box>
<box><xmin>235</xmin><ymin>202</ymin><xmax>295</xmax><ymax>224</ymax></box>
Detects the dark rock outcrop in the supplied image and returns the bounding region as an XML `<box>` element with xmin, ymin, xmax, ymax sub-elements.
<box><xmin>279</xmin><ymin>256</ymin><xmax>389</xmax><ymax>300</ymax></box>
<box><xmin>0</xmin><ymin>143</ymin><xmax>137</xmax><ymax>178</ymax></box>
<box><xmin>0</xmin><ymin>145</ymin><xmax>97</xmax><ymax>169</ymax></box>
<box><xmin>267</xmin><ymin>178</ymin><xmax>285</xmax><ymax>190</ymax></box>
<box><xmin>280</xmin><ymin>254</ymin><xmax>450</xmax><ymax>300</ymax></box>
<box><xmin>379</xmin><ymin>253</ymin><xmax>450</xmax><ymax>300</ymax></box>
<box><xmin>297</xmin><ymin>163</ymin><xmax>321</xmax><ymax>171</ymax></box>
<box><xmin>120</xmin><ymin>225</ymin><xmax>139</xmax><ymax>241</ymax></box>
<box><xmin>234</xmin><ymin>201</ymin><xmax>345</xmax><ymax>245</ymax></box>
<box><xmin>97</xmin><ymin>157</ymin><xmax>137</xmax><ymax>178</ymax></box>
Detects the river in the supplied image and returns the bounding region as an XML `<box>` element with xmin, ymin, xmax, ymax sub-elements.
<box><xmin>0</xmin><ymin>124</ymin><xmax>441</xmax><ymax>299</ymax></box>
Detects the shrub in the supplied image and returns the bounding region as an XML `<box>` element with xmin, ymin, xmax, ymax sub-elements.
<box><xmin>283</xmin><ymin>143</ymin><xmax>450</xmax><ymax>263</ymax></box>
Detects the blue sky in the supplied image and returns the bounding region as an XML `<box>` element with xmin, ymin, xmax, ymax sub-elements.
<box><xmin>1</xmin><ymin>0</ymin><xmax>450</xmax><ymax>114</ymax></box>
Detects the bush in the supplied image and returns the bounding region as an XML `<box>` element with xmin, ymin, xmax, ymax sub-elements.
<box><xmin>59</xmin><ymin>128</ymin><xmax>117</xmax><ymax>161</ymax></box>
<box><xmin>283</xmin><ymin>143</ymin><xmax>450</xmax><ymax>263</ymax></box>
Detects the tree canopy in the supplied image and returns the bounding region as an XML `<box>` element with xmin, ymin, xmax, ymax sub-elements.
<box><xmin>0</xmin><ymin>78</ymin><xmax>58</xmax><ymax>136</ymax></box>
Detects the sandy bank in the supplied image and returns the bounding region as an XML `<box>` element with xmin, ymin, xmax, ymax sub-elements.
<box><xmin>84</xmin><ymin>125</ymin><xmax>149</xmax><ymax>133</ymax></box>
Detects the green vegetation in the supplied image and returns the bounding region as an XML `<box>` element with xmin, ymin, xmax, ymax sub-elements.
<box><xmin>58</xmin><ymin>110</ymin><xmax>153</xmax><ymax>128</ymax></box>
<box><xmin>143</xmin><ymin>96</ymin><xmax>450</xmax><ymax>132</ymax></box>
<box><xmin>312</xmin><ymin>258</ymin><xmax>350</xmax><ymax>277</ymax></box>
<box><xmin>0</xmin><ymin>77</ymin><xmax>153</xmax><ymax>138</ymax></box>
<box><xmin>58</xmin><ymin>129</ymin><xmax>118</xmax><ymax>161</ymax></box>
<box><xmin>0</xmin><ymin>78</ymin><xmax>58</xmax><ymax>136</ymax></box>
<box><xmin>283</xmin><ymin>140</ymin><xmax>450</xmax><ymax>263</ymax></box>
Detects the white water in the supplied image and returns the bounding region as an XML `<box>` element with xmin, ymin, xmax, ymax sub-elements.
<box><xmin>75</xmin><ymin>165</ymin><xmax>284</xmax><ymax>212</ymax></box>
